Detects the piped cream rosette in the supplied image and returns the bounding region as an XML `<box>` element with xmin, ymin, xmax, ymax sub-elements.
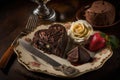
<box><xmin>68</xmin><ymin>20</ymin><xmax>93</xmax><ymax>43</ymax></box>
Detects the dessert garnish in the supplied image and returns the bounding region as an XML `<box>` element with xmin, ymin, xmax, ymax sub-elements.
<box><xmin>68</xmin><ymin>20</ymin><xmax>93</xmax><ymax>43</ymax></box>
<box><xmin>86</xmin><ymin>32</ymin><xmax>119</xmax><ymax>52</ymax></box>
<box><xmin>88</xmin><ymin>32</ymin><xmax>106</xmax><ymax>52</ymax></box>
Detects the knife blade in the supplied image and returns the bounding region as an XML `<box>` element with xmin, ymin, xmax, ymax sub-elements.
<box><xmin>19</xmin><ymin>39</ymin><xmax>80</xmax><ymax>76</ymax></box>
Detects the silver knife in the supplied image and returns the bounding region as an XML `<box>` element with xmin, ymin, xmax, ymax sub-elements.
<box><xmin>18</xmin><ymin>39</ymin><xmax>80</xmax><ymax>76</ymax></box>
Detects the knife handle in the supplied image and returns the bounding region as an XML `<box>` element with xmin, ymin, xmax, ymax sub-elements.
<box><xmin>0</xmin><ymin>45</ymin><xmax>14</xmax><ymax>69</ymax></box>
<box><xmin>54</xmin><ymin>65</ymin><xmax>80</xmax><ymax>76</ymax></box>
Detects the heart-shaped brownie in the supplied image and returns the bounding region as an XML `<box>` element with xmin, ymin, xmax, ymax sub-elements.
<box><xmin>33</xmin><ymin>24</ymin><xmax>68</xmax><ymax>58</ymax></box>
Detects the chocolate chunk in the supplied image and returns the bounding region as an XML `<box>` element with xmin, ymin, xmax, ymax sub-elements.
<box><xmin>67</xmin><ymin>46</ymin><xmax>91</xmax><ymax>64</ymax></box>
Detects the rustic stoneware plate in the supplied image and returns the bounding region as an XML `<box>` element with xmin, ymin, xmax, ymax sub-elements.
<box><xmin>14</xmin><ymin>23</ymin><xmax>113</xmax><ymax>78</ymax></box>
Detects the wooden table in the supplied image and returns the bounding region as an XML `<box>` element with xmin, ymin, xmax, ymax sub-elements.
<box><xmin>0</xmin><ymin>0</ymin><xmax>120</xmax><ymax>80</ymax></box>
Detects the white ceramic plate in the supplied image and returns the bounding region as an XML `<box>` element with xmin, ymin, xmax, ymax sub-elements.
<box><xmin>14</xmin><ymin>23</ymin><xmax>113</xmax><ymax>78</ymax></box>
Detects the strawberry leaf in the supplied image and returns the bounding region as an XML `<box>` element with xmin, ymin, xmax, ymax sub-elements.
<box><xmin>100</xmin><ymin>32</ymin><xmax>106</xmax><ymax>38</ymax></box>
<box><xmin>108</xmin><ymin>35</ymin><xmax>119</xmax><ymax>49</ymax></box>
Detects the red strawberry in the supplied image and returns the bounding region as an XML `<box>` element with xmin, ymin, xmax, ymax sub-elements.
<box><xmin>89</xmin><ymin>32</ymin><xmax>106</xmax><ymax>52</ymax></box>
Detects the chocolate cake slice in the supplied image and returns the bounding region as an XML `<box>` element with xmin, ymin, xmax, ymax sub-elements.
<box><xmin>33</xmin><ymin>24</ymin><xmax>68</xmax><ymax>58</ymax></box>
<box><xmin>67</xmin><ymin>46</ymin><xmax>91</xmax><ymax>64</ymax></box>
<box><xmin>85</xmin><ymin>1</ymin><xmax>115</xmax><ymax>26</ymax></box>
